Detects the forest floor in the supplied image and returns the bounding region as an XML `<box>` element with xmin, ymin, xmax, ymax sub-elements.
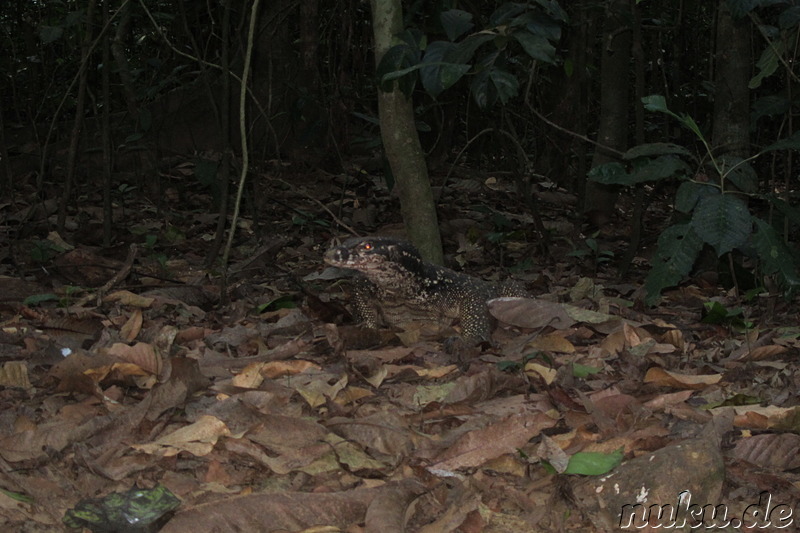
<box><xmin>0</xmin><ymin>162</ymin><xmax>798</xmax><ymax>532</ymax></box>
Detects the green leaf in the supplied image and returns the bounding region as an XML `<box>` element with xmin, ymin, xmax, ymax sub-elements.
<box><xmin>628</xmin><ymin>155</ymin><xmax>690</xmax><ymax>183</ymax></box>
<box><xmin>642</xmin><ymin>94</ymin><xmax>670</xmax><ymax>114</ymax></box>
<box><xmin>764</xmin><ymin>194</ymin><xmax>800</xmax><ymax>230</ymax></box>
<box><xmin>691</xmin><ymin>194</ymin><xmax>752</xmax><ymax>256</ymax></box>
<box><xmin>588</xmin><ymin>156</ymin><xmax>688</xmax><ymax>186</ymax></box>
<box><xmin>779</xmin><ymin>6</ymin><xmax>800</xmax><ymax>29</ymax></box>
<box><xmin>701</xmin><ymin>301</ymin><xmax>743</xmax><ymax>324</ymax></box>
<box><xmin>644</xmin><ymin>223</ymin><xmax>704</xmax><ymax>305</ymax></box>
<box><xmin>489</xmin><ymin>3</ymin><xmax>527</xmax><ymax>25</ymax></box>
<box><xmin>563</xmin><ymin>449</ymin><xmax>624</xmax><ymax>476</ymax></box>
<box><xmin>762</xmin><ymin>130</ymin><xmax>800</xmax><ymax>152</ymax></box>
<box><xmin>441</xmin><ymin>9</ymin><xmax>474</xmax><ymax>41</ymax></box>
<box><xmin>454</xmin><ymin>33</ymin><xmax>495</xmax><ymax>63</ymax></box>
<box><xmin>749</xmin><ymin>40</ymin><xmax>784</xmax><ymax>89</ymax></box>
<box><xmin>572</xmin><ymin>363</ymin><xmax>601</xmax><ymax>378</ymax></box>
<box><xmin>0</xmin><ymin>489</ymin><xmax>32</xmax><ymax>503</ymax></box>
<box><xmin>587</xmin><ymin>162</ymin><xmax>628</xmax><ymax>185</ymax></box>
<box><xmin>675</xmin><ymin>182</ymin><xmax>718</xmax><ymax>214</ymax></box>
<box><xmin>513</xmin><ymin>31</ymin><xmax>556</xmax><ymax>63</ymax></box>
<box><xmin>718</xmin><ymin>155</ymin><xmax>758</xmax><ymax>193</ymax></box>
<box><xmin>642</xmin><ymin>95</ymin><xmax>706</xmax><ymax>141</ymax></box>
<box><xmin>420</xmin><ymin>41</ymin><xmax>471</xmax><ymax>97</ymax></box>
<box><xmin>376</xmin><ymin>43</ymin><xmax>420</xmax><ymax>96</ymax></box>
<box><xmin>753</xmin><ymin>218</ymin><xmax>800</xmax><ymax>290</ymax></box>
<box><xmin>470</xmin><ymin>63</ymin><xmax>519</xmax><ymax>108</ymax></box>
<box><xmin>751</xmin><ymin>95</ymin><xmax>790</xmax><ymax>124</ymax></box>
<box><xmin>623</xmin><ymin>143</ymin><xmax>692</xmax><ymax>160</ymax></box>
<box><xmin>23</xmin><ymin>293</ymin><xmax>59</xmax><ymax>306</ymax></box>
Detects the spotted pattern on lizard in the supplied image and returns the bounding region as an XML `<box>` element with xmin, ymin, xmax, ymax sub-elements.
<box><xmin>324</xmin><ymin>236</ymin><xmax>525</xmax><ymax>342</ymax></box>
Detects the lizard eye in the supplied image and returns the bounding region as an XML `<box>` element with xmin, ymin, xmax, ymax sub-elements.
<box><xmin>363</xmin><ymin>243</ymin><xmax>373</xmax><ymax>250</ymax></box>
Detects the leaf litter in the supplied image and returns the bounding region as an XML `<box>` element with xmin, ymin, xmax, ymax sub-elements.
<box><xmin>0</xmin><ymin>173</ymin><xmax>798</xmax><ymax>531</ymax></box>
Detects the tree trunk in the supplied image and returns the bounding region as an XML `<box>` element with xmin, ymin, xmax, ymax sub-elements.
<box><xmin>712</xmin><ymin>1</ymin><xmax>750</xmax><ymax>160</ymax></box>
<box><xmin>58</xmin><ymin>0</ymin><xmax>97</xmax><ymax>231</ymax></box>
<box><xmin>369</xmin><ymin>0</ymin><xmax>443</xmax><ymax>264</ymax></box>
<box><xmin>584</xmin><ymin>0</ymin><xmax>632</xmax><ymax>219</ymax></box>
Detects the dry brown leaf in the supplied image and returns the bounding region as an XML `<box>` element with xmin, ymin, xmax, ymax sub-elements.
<box><xmin>104</xmin><ymin>341</ymin><xmax>162</xmax><ymax>375</ymax></box>
<box><xmin>643</xmin><ymin>390</ymin><xmax>694</xmax><ymax>410</ymax></box>
<box><xmin>524</xmin><ymin>362</ymin><xmax>557</xmax><ymax>384</ymax></box>
<box><xmin>643</xmin><ymin>367</ymin><xmax>721</xmax><ymax>389</ymax></box>
<box><xmin>712</xmin><ymin>405</ymin><xmax>800</xmax><ymax>430</ymax></box>
<box><xmin>732</xmin><ymin>433</ymin><xmax>800</xmax><ymax>471</ymax></box>
<box><xmin>160</xmin><ymin>481</ymin><xmax>420</xmax><ymax>533</ymax></box>
<box><xmin>526</xmin><ymin>333</ymin><xmax>576</xmax><ymax>353</ymax></box>
<box><xmin>599</xmin><ymin>329</ymin><xmax>626</xmax><ymax>355</ymax></box>
<box><xmin>0</xmin><ymin>361</ymin><xmax>32</xmax><ymax>389</ymax></box>
<box><xmin>120</xmin><ymin>309</ymin><xmax>143</xmax><ymax>342</ymax></box>
<box><xmin>335</xmin><ymin>386</ymin><xmax>374</xmax><ymax>405</ymax></box>
<box><xmin>488</xmin><ymin>298</ymin><xmax>576</xmax><ymax>329</ymax></box>
<box><xmin>132</xmin><ymin>415</ymin><xmax>230</xmax><ymax>457</ymax></box>
<box><xmin>261</xmin><ymin>359</ymin><xmax>320</xmax><ymax>378</ymax></box>
<box><xmin>430</xmin><ymin>412</ymin><xmax>557</xmax><ymax>473</ymax></box>
<box><xmin>231</xmin><ymin>362</ymin><xmax>266</xmax><ymax>389</ymax></box>
<box><xmin>104</xmin><ymin>290</ymin><xmax>155</xmax><ymax>307</ymax></box>
<box><xmin>731</xmin><ymin>344</ymin><xmax>788</xmax><ymax>362</ymax></box>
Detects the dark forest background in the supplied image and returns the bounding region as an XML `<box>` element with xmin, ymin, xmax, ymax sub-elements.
<box><xmin>1</xmin><ymin>0</ymin><xmax>799</xmax><ymax>301</ymax></box>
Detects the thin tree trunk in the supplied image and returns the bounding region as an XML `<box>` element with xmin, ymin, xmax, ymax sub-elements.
<box><xmin>369</xmin><ymin>0</ymin><xmax>443</xmax><ymax>264</ymax></box>
<box><xmin>102</xmin><ymin>0</ymin><xmax>113</xmax><ymax>247</ymax></box>
<box><xmin>58</xmin><ymin>0</ymin><xmax>97</xmax><ymax>231</ymax></box>
<box><xmin>206</xmin><ymin>0</ymin><xmax>232</xmax><ymax>267</ymax></box>
<box><xmin>584</xmin><ymin>0</ymin><xmax>631</xmax><ymax>220</ymax></box>
<box><xmin>110</xmin><ymin>0</ymin><xmax>138</xmax><ymax>121</ymax></box>
<box><xmin>712</xmin><ymin>1</ymin><xmax>750</xmax><ymax>160</ymax></box>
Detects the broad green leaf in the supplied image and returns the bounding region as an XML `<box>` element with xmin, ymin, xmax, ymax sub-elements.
<box><xmin>701</xmin><ymin>301</ymin><xmax>743</xmax><ymax>324</ymax></box>
<box><xmin>520</xmin><ymin>13</ymin><xmax>562</xmax><ymax>41</ymax></box>
<box><xmin>719</xmin><ymin>155</ymin><xmax>758</xmax><ymax>193</ymax></box>
<box><xmin>765</xmin><ymin>194</ymin><xmax>800</xmax><ymax>229</ymax></box>
<box><xmin>420</xmin><ymin>41</ymin><xmax>471</xmax><ymax>97</ymax></box>
<box><xmin>763</xmin><ymin>130</ymin><xmax>800</xmax><ymax>152</ymax></box>
<box><xmin>751</xmin><ymin>95</ymin><xmax>789</xmax><ymax>123</ymax></box>
<box><xmin>489</xmin><ymin>3</ymin><xmax>527</xmax><ymax>25</ymax></box>
<box><xmin>749</xmin><ymin>40</ymin><xmax>784</xmax><ymax>89</ymax></box>
<box><xmin>644</xmin><ymin>223</ymin><xmax>704</xmax><ymax>305</ymax></box>
<box><xmin>470</xmin><ymin>63</ymin><xmax>519</xmax><ymax>108</ymax></box>
<box><xmin>753</xmin><ymin>218</ymin><xmax>800</xmax><ymax>289</ymax></box>
<box><xmin>779</xmin><ymin>6</ymin><xmax>800</xmax><ymax>29</ymax></box>
<box><xmin>691</xmin><ymin>194</ymin><xmax>752</xmax><ymax>256</ymax></box>
<box><xmin>588</xmin><ymin>156</ymin><xmax>687</xmax><ymax>186</ymax></box>
<box><xmin>675</xmin><ymin>182</ymin><xmax>718</xmax><ymax>214</ymax></box>
<box><xmin>563</xmin><ymin>449</ymin><xmax>624</xmax><ymax>476</ymax></box>
<box><xmin>628</xmin><ymin>155</ymin><xmax>690</xmax><ymax>183</ymax></box>
<box><xmin>642</xmin><ymin>94</ymin><xmax>670</xmax><ymax>114</ymax></box>
<box><xmin>513</xmin><ymin>31</ymin><xmax>556</xmax><ymax>63</ymax></box>
<box><xmin>454</xmin><ymin>33</ymin><xmax>496</xmax><ymax>64</ymax></box>
<box><xmin>376</xmin><ymin>43</ymin><xmax>420</xmax><ymax>96</ymax></box>
<box><xmin>533</xmin><ymin>0</ymin><xmax>568</xmax><ymax>23</ymax></box>
<box><xmin>441</xmin><ymin>9</ymin><xmax>474</xmax><ymax>42</ymax></box>
<box><xmin>623</xmin><ymin>143</ymin><xmax>692</xmax><ymax>160</ymax></box>
<box><xmin>587</xmin><ymin>162</ymin><xmax>628</xmax><ymax>184</ymax></box>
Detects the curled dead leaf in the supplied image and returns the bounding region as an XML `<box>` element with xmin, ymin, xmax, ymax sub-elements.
<box><xmin>643</xmin><ymin>367</ymin><xmax>721</xmax><ymax>389</ymax></box>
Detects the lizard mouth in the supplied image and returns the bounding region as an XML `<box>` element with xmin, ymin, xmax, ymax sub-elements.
<box><xmin>324</xmin><ymin>250</ymin><xmax>386</xmax><ymax>270</ymax></box>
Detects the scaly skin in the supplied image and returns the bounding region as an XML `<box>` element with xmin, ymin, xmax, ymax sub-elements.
<box><xmin>324</xmin><ymin>236</ymin><xmax>524</xmax><ymax>342</ymax></box>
